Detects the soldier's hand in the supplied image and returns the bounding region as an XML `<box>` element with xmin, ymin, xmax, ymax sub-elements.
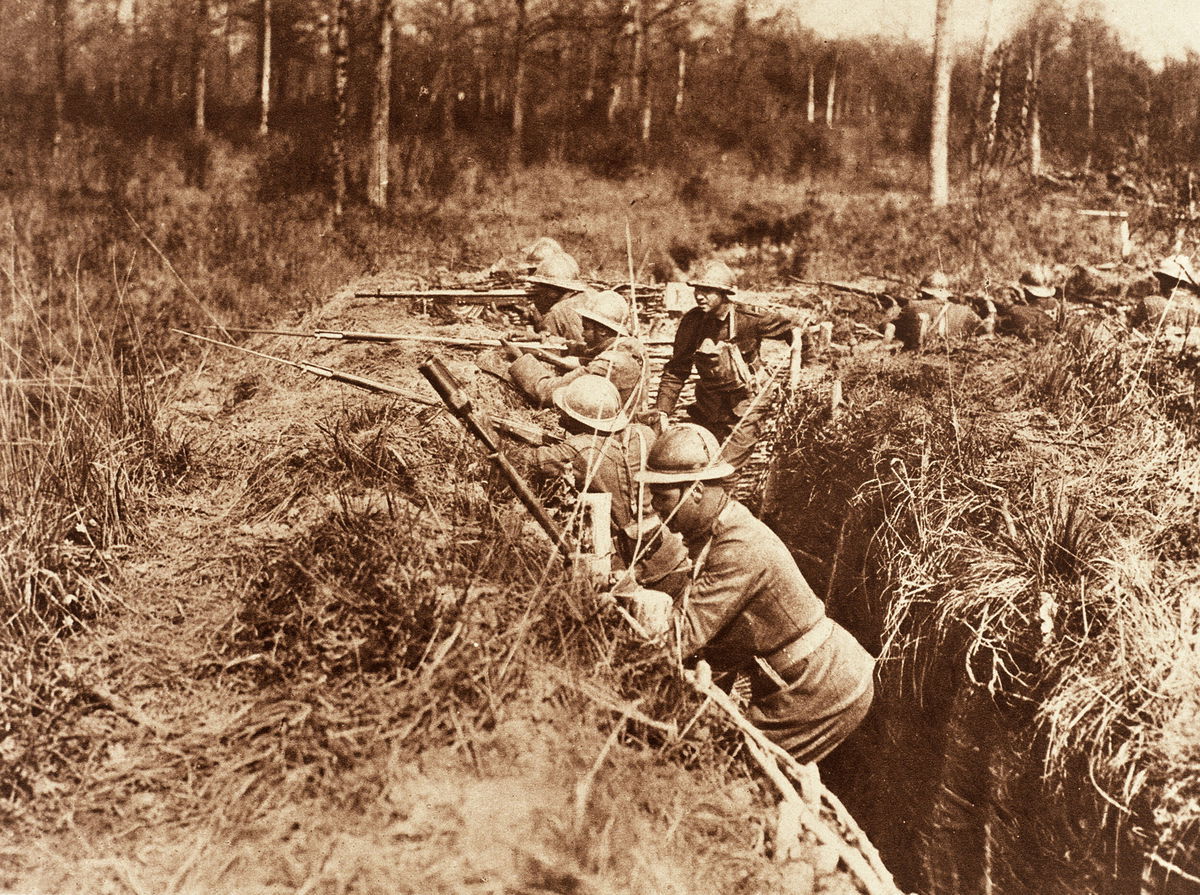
<box><xmin>499</xmin><ymin>339</ymin><xmax>524</xmax><ymax>361</ymax></box>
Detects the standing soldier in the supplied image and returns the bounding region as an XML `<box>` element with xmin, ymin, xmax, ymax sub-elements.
<box><xmin>525</xmin><ymin>253</ymin><xmax>591</xmax><ymax>343</ymax></box>
<box><xmin>638</xmin><ymin>424</ymin><xmax>875</xmax><ymax>763</ymax></box>
<box><xmin>653</xmin><ymin>260</ymin><xmax>802</xmax><ymax>476</ymax></box>
<box><xmin>507</xmin><ymin>290</ymin><xmax>650</xmax><ymax>413</ymax></box>
<box><xmin>525</xmin><ymin>374</ymin><xmax>689</xmax><ymax>596</ymax></box>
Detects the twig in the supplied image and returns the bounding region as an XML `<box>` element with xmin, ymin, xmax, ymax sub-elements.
<box><xmin>574</xmin><ymin>706</ymin><xmax>631</xmax><ymax>833</ymax></box>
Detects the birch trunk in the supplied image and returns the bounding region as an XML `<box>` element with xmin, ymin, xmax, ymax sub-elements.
<box><xmin>193</xmin><ymin>0</ymin><xmax>208</xmax><ymax>133</ymax></box>
<box><xmin>1084</xmin><ymin>38</ymin><xmax>1095</xmax><ymax>171</ymax></box>
<box><xmin>968</xmin><ymin>0</ymin><xmax>995</xmax><ymax>168</ymax></box>
<box><xmin>331</xmin><ymin>0</ymin><xmax>349</xmax><ymax>216</ymax></box>
<box><xmin>368</xmin><ymin>0</ymin><xmax>395</xmax><ymax>209</ymax></box>
<box><xmin>258</xmin><ymin>0</ymin><xmax>271</xmax><ymax>136</ymax></box>
<box><xmin>674</xmin><ymin>46</ymin><xmax>685</xmax><ymax>115</ymax></box>
<box><xmin>806</xmin><ymin>63</ymin><xmax>814</xmax><ymax>123</ymax></box>
<box><xmin>929</xmin><ymin>0</ymin><xmax>954</xmax><ymax>206</ymax></box>
<box><xmin>824</xmin><ymin>60</ymin><xmax>836</xmax><ymax>128</ymax></box>
<box><xmin>1029</xmin><ymin>29</ymin><xmax>1042</xmax><ymax>178</ymax></box>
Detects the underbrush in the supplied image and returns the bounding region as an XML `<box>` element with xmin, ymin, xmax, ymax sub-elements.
<box><xmin>766</xmin><ymin>328</ymin><xmax>1200</xmax><ymax>892</ymax></box>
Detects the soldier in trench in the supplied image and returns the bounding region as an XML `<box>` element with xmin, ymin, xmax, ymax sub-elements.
<box><xmin>652</xmin><ymin>260</ymin><xmax>803</xmax><ymax>479</ymax></box>
<box><xmin>637</xmin><ymin>423</ymin><xmax>875</xmax><ymax>764</ymax></box>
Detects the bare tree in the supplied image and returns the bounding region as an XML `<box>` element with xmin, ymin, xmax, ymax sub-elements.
<box><xmin>49</xmin><ymin>0</ymin><xmax>69</xmax><ymax>154</ymax></box>
<box><xmin>1028</xmin><ymin>25</ymin><xmax>1043</xmax><ymax>177</ymax></box>
<box><xmin>509</xmin><ymin>0</ymin><xmax>527</xmax><ymax>171</ymax></box>
<box><xmin>258</xmin><ymin>0</ymin><xmax>272</xmax><ymax>136</ymax></box>
<box><xmin>331</xmin><ymin>0</ymin><xmax>349</xmax><ymax>216</ymax></box>
<box><xmin>192</xmin><ymin>0</ymin><xmax>209</xmax><ymax>133</ymax></box>
<box><xmin>824</xmin><ymin>52</ymin><xmax>837</xmax><ymax>128</ymax></box>
<box><xmin>368</xmin><ymin>0</ymin><xmax>396</xmax><ymax>208</ymax></box>
<box><xmin>806</xmin><ymin>62</ymin><xmax>814</xmax><ymax>124</ymax></box>
<box><xmin>930</xmin><ymin>0</ymin><xmax>953</xmax><ymax>206</ymax></box>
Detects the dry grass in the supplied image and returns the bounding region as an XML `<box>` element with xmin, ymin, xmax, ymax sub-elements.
<box><xmin>766</xmin><ymin>321</ymin><xmax>1200</xmax><ymax>889</ymax></box>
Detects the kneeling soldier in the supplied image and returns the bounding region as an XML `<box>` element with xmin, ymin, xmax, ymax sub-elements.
<box><xmin>507</xmin><ymin>290</ymin><xmax>650</xmax><ymax>413</ymax></box>
<box><xmin>639</xmin><ymin>424</ymin><xmax>874</xmax><ymax>764</ymax></box>
<box><xmin>527</xmin><ymin>375</ymin><xmax>688</xmax><ymax>596</ymax></box>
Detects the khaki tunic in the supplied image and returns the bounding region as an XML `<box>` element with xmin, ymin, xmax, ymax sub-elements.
<box><xmin>679</xmin><ymin>500</ymin><xmax>874</xmax><ymax>763</ymax></box>
<box><xmin>508</xmin><ymin>335</ymin><xmax>650</xmax><ymax>414</ymax></box>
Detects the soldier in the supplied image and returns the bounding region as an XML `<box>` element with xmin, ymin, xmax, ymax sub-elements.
<box><xmin>653</xmin><ymin>260</ymin><xmax>801</xmax><ymax>475</ymax></box>
<box><xmin>892</xmin><ymin>271</ymin><xmax>983</xmax><ymax>350</ymax></box>
<box><xmin>526</xmin><ymin>374</ymin><xmax>689</xmax><ymax>596</ymax></box>
<box><xmin>1017</xmin><ymin>265</ymin><xmax>1058</xmax><ymax>308</ymax></box>
<box><xmin>638</xmin><ymin>424</ymin><xmax>875</xmax><ymax>764</ymax></box>
<box><xmin>507</xmin><ymin>290</ymin><xmax>649</xmax><ymax>412</ymax></box>
<box><xmin>992</xmin><ymin>265</ymin><xmax>1058</xmax><ymax>342</ymax></box>
<box><xmin>524</xmin><ymin>253</ymin><xmax>591</xmax><ymax>342</ymax></box>
<box><xmin>1134</xmin><ymin>255</ymin><xmax>1200</xmax><ymax>330</ymax></box>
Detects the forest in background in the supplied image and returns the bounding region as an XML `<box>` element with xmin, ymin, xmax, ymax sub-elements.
<box><xmin>4</xmin><ymin>0</ymin><xmax>1200</xmax><ymax>209</ymax></box>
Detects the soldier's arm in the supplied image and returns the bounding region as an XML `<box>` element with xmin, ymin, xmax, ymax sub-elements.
<box><xmin>675</xmin><ymin>535</ymin><xmax>754</xmax><ymax>658</ymax></box>
<box><xmin>508</xmin><ymin>354</ymin><xmax>588</xmax><ymax>407</ymax></box>
<box><xmin>655</xmin><ymin>315</ymin><xmax>698</xmax><ymax>414</ymax></box>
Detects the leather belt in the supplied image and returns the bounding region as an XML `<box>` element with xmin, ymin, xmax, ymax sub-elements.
<box><xmin>754</xmin><ymin>618</ymin><xmax>835</xmax><ymax>688</ymax></box>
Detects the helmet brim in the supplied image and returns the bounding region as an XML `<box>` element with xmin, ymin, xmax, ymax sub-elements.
<box><xmin>687</xmin><ymin>280</ymin><xmax>736</xmax><ymax>294</ymax></box>
<box><xmin>524</xmin><ymin>275</ymin><xmax>587</xmax><ymax>292</ymax></box>
<box><xmin>577</xmin><ymin>307</ymin><xmax>629</xmax><ymax>336</ymax></box>
<box><xmin>551</xmin><ymin>387</ymin><xmax>629</xmax><ymax>433</ymax></box>
<box><xmin>1020</xmin><ymin>284</ymin><xmax>1056</xmax><ymax>299</ymax></box>
<box><xmin>637</xmin><ymin>462</ymin><xmax>736</xmax><ymax>484</ymax></box>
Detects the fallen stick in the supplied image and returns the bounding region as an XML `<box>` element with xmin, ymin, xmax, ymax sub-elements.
<box><xmin>685</xmin><ymin>665</ymin><xmax>904</xmax><ymax>895</ymax></box>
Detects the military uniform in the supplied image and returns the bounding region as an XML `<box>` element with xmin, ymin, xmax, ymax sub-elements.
<box><xmin>655</xmin><ymin>304</ymin><xmax>795</xmax><ymax>471</ymax></box>
<box><xmin>892</xmin><ymin>299</ymin><xmax>983</xmax><ymax>350</ymax></box>
<box><xmin>509</xmin><ymin>335</ymin><xmax>650</xmax><ymax>413</ymax></box>
<box><xmin>678</xmin><ymin>498</ymin><xmax>874</xmax><ymax>763</ymax></box>
<box><xmin>530</xmin><ymin>424</ymin><xmax>688</xmax><ymax>594</ymax></box>
<box><xmin>537</xmin><ymin>291</ymin><xmax>590</xmax><ymax>344</ymax></box>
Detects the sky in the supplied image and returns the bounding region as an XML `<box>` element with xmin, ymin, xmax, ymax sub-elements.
<box><xmin>751</xmin><ymin>0</ymin><xmax>1200</xmax><ymax>66</ymax></box>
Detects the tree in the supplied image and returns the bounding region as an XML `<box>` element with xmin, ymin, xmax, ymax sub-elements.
<box><xmin>49</xmin><ymin>0</ymin><xmax>69</xmax><ymax>154</ymax></box>
<box><xmin>509</xmin><ymin>0</ymin><xmax>526</xmax><ymax>171</ymax></box>
<box><xmin>257</xmin><ymin>0</ymin><xmax>271</xmax><ymax>136</ymax></box>
<box><xmin>331</xmin><ymin>0</ymin><xmax>349</xmax><ymax>216</ymax></box>
<box><xmin>192</xmin><ymin>0</ymin><xmax>209</xmax><ymax>133</ymax></box>
<box><xmin>929</xmin><ymin>0</ymin><xmax>953</xmax><ymax>206</ymax></box>
<box><xmin>368</xmin><ymin>0</ymin><xmax>396</xmax><ymax>209</ymax></box>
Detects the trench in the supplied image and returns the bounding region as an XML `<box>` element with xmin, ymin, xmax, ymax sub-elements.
<box><xmin>756</xmin><ymin>374</ymin><xmax>1198</xmax><ymax>895</ymax></box>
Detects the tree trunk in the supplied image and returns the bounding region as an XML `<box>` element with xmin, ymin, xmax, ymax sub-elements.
<box><xmin>806</xmin><ymin>63</ymin><xmax>815</xmax><ymax>123</ymax></box>
<box><xmin>929</xmin><ymin>0</ymin><xmax>953</xmax><ymax>207</ymax></box>
<box><xmin>368</xmin><ymin>0</ymin><xmax>395</xmax><ymax>209</ymax></box>
<box><xmin>607</xmin><ymin>81</ymin><xmax>621</xmax><ymax>123</ymax></box>
<box><xmin>968</xmin><ymin>0</ymin><xmax>995</xmax><ymax>168</ymax></box>
<box><xmin>674</xmin><ymin>45</ymin><xmax>685</xmax><ymax>115</ymax></box>
<box><xmin>1084</xmin><ymin>38</ymin><xmax>1095</xmax><ymax>172</ymax></box>
<box><xmin>585</xmin><ymin>42</ymin><xmax>598</xmax><ymax>104</ymax></box>
<box><xmin>1029</xmin><ymin>29</ymin><xmax>1042</xmax><ymax>178</ymax></box>
<box><xmin>824</xmin><ymin>57</ymin><xmax>837</xmax><ymax>128</ymax></box>
<box><xmin>258</xmin><ymin>0</ymin><xmax>271</xmax><ymax>136</ymax></box>
<box><xmin>983</xmin><ymin>44</ymin><xmax>1004</xmax><ymax>166</ymax></box>
<box><xmin>50</xmin><ymin>0</ymin><xmax>69</xmax><ymax>154</ymax></box>
<box><xmin>331</xmin><ymin>0</ymin><xmax>349</xmax><ymax>216</ymax></box>
<box><xmin>629</xmin><ymin>0</ymin><xmax>643</xmax><ymax>110</ymax></box>
<box><xmin>192</xmin><ymin>0</ymin><xmax>208</xmax><ymax>133</ymax></box>
<box><xmin>508</xmin><ymin>0</ymin><xmax>527</xmax><ymax>172</ymax></box>
<box><xmin>440</xmin><ymin>0</ymin><xmax>456</xmax><ymax>136</ymax></box>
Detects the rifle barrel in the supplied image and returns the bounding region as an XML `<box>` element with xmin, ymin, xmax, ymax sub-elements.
<box><xmin>354</xmin><ymin>288</ymin><xmax>529</xmax><ymax>304</ymax></box>
<box><xmin>208</xmin><ymin>325</ymin><xmax>563</xmax><ymax>351</ymax></box>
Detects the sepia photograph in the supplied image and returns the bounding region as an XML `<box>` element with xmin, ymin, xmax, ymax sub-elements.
<box><xmin>2</xmin><ymin>0</ymin><xmax>1199</xmax><ymax>891</ymax></box>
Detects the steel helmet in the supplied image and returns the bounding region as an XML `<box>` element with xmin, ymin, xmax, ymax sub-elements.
<box><xmin>522</xmin><ymin>236</ymin><xmax>565</xmax><ymax>267</ymax></box>
<box><xmin>687</xmin><ymin>260</ymin><xmax>738</xmax><ymax>294</ymax></box>
<box><xmin>638</xmin><ymin>423</ymin><xmax>735</xmax><ymax>484</ymax></box>
<box><xmin>577</xmin><ymin>289</ymin><xmax>630</xmax><ymax>336</ymax></box>
<box><xmin>1155</xmin><ymin>255</ymin><xmax>1199</xmax><ymax>288</ymax></box>
<box><xmin>1018</xmin><ymin>265</ymin><xmax>1056</xmax><ymax>299</ymax></box>
<box><xmin>551</xmin><ymin>374</ymin><xmax>629</xmax><ymax>433</ymax></box>
<box><xmin>524</xmin><ymin>253</ymin><xmax>586</xmax><ymax>292</ymax></box>
<box><xmin>918</xmin><ymin>270</ymin><xmax>954</xmax><ymax>300</ymax></box>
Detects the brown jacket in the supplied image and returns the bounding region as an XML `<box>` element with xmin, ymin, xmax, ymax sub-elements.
<box><xmin>509</xmin><ymin>335</ymin><xmax>650</xmax><ymax>413</ymax></box>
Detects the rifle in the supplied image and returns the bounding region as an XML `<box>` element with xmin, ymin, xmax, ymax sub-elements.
<box><xmin>500</xmin><ymin>338</ymin><xmax>581</xmax><ymax>373</ymax></box>
<box><xmin>354</xmin><ymin>287</ymin><xmax>530</xmax><ymax>305</ymax></box>
<box><xmin>173</xmin><ymin>329</ymin><xmax>558</xmax><ymax>447</ymax></box>
<box><xmin>420</xmin><ymin>357</ymin><xmax>573</xmax><ymax>559</ymax></box>
<box><xmin>793</xmin><ymin>279</ymin><xmax>899</xmax><ymax>308</ymax></box>
<box><xmin>207</xmin><ymin>325</ymin><xmax>569</xmax><ymax>353</ymax></box>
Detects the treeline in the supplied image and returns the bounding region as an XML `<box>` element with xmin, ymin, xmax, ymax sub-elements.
<box><xmin>3</xmin><ymin>0</ymin><xmax>1199</xmax><ymax>207</ymax></box>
